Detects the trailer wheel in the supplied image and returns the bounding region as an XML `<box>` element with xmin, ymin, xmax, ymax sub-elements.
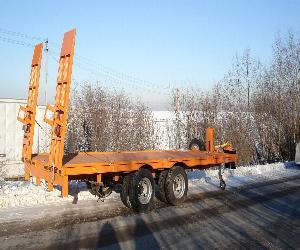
<box><xmin>156</xmin><ymin>170</ymin><xmax>168</xmax><ymax>203</ymax></box>
<box><xmin>165</xmin><ymin>166</ymin><xmax>188</xmax><ymax>205</ymax></box>
<box><xmin>189</xmin><ymin>138</ymin><xmax>205</xmax><ymax>151</ymax></box>
<box><xmin>86</xmin><ymin>181</ymin><xmax>97</xmax><ymax>196</ymax></box>
<box><xmin>120</xmin><ymin>174</ymin><xmax>133</xmax><ymax>208</ymax></box>
<box><xmin>129</xmin><ymin>168</ymin><xmax>154</xmax><ymax>213</ymax></box>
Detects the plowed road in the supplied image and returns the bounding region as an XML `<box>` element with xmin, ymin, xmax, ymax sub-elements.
<box><xmin>1</xmin><ymin>175</ymin><xmax>300</xmax><ymax>249</ymax></box>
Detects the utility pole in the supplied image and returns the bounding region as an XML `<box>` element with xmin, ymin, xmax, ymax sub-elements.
<box><xmin>39</xmin><ymin>38</ymin><xmax>49</xmax><ymax>154</ymax></box>
<box><xmin>245</xmin><ymin>50</ymin><xmax>250</xmax><ymax>112</ymax></box>
<box><xmin>175</xmin><ymin>88</ymin><xmax>179</xmax><ymax>113</ymax></box>
<box><xmin>296</xmin><ymin>69</ymin><xmax>300</xmax><ymax>144</ymax></box>
<box><xmin>247</xmin><ymin>62</ymin><xmax>250</xmax><ymax>110</ymax></box>
<box><xmin>175</xmin><ymin>88</ymin><xmax>181</xmax><ymax>149</ymax></box>
<box><xmin>44</xmin><ymin>39</ymin><xmax>49</xmax><ymax>105</ymax></box>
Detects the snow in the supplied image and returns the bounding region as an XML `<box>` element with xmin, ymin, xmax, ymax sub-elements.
<box><xmin>0</xmin><ymin>162</ymin><xmax>299</xmax><ymax>209</ymax></box>
<box><xmin>0</xmin><ymin>178</ymin><xmax>99</xmax><ymax>208</ymax></box>
<box><xmin>188</xmin><ymin>162</ymin><xmax>299</xmax><ymax>193</ymax></box>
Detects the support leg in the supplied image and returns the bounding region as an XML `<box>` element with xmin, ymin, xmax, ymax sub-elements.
<box><xmin>218</xmin><ymin>164</ymin><xmax>226</xmax><ymax>190</ymax></box>
<box><xmin>61</xmin><ymin>176</ymin><xmax>68</xmax><ymax>197</ymax></box>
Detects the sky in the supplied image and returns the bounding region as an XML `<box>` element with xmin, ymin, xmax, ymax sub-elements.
<box><xmin>0</xmin><ymin>0</ymin><xmax>299</xmax><ymax>110</ymax></box>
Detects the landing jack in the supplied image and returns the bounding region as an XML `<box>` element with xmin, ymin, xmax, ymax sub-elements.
<box><xmin>218</xmin><ymin>164</ymin><xmax>226</xmax><ymax>190</ymax></box>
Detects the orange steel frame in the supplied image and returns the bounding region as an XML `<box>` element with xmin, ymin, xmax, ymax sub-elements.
<box><xmin>20</xmin><ymin>29</ymin><xmax>237</xmax><ymax>198</ymax></box>
<box><xmin>17</xmin><ymin>43</ymin><xmax>43</xmax><ymax>181</ymax></box>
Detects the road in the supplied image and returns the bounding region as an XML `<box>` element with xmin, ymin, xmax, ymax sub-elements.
<box><xmin>1</xmin><ymin>174</ymin><xmax>300</xmax><ymax>249</ymax></box>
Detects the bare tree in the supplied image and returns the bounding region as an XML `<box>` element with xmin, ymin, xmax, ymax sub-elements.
<box><xmin>168</xmin><ymin>32</ymin><xmax>300</xmax><ymax>165</ymax></box>
<box><xmin>65</xmin><ymin>83</ymin><xmax>157</xmax><ymax>153</ymax></box>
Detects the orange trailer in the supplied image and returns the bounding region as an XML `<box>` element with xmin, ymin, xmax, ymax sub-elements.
<box><xmin>19</xmin><ymin>29</ymin><xmax>237</xmax><ymax>212</ymax></box>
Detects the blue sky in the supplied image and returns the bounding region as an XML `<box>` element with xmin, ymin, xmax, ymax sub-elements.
<box><xmin>0</xmin><ymin>0</ymin><xmax>299</xmax><ymax>110</ymax></box>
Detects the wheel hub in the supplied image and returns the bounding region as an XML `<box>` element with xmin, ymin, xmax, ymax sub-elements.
<box><xmin>137</xmin><ymin>177</ymin><xmax>152</xmax><ymax>204</ymax></box>
<box><xmin>173</xmin><ymin>174</ymin><xmax>185</xmax><ymax>199</ymax></box>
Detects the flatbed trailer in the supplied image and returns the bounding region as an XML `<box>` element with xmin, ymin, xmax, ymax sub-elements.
<box><xmin>18</xmin><ymin>29</ymin><xmax>237</xmax><ymax>212</ymax></box>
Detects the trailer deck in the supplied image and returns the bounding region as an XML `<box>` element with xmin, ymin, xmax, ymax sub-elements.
<box><xmin>32</xmin><ymin>150</ymin><xmax>237</xmax><ymax>174</ymax></box>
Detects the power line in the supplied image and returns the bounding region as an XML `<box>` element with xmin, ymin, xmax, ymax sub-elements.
<box><xmin>73</xmin><ymin>59</ymin><xmax>168</xmax><ymax>96</ymax></box>
<box><xmin>48</xmin><ymin>49</ymin><xmax>168</xmax><ymax>96</ymax></box>
<box><xmin>47</xmin><ymin>40</ymin><xmax>170</xmax><ymax>92</ymax></box>
<box><xmin>0</xmin><ymin>27</ymin><xmax>170</xmax><ymax>96</ymax></box>
<box><xmin>0</xmin><ymin>35</ymin><xmax>34</xmax><ymax>47</ymax></box>
<box><xmin>73</xmin><ymin>52</ymin><xmax>169</xmax><ymax>91</ymax></box>
<box><xmin>0</xmin><ymin>27</ymin><xmax>168</xmax><ymax>91</ymax></box>
<box><xmin>0</xmin><ymin>27</ymin><xmax>44</xmax><ymax>41</ymax></box>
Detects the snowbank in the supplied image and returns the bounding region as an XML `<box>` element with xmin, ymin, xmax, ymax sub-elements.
<box><xmin>0</xmin><ymin>162</ymin><xmax>298</xmax><ymax>209</ymax></box>
<box><xmin>0</xmin><ymin>179</ymin><xmax>97</xmax><ymax>208</ymax></box>
<box><xmin>188</xmin><ymin>161</ymin><xmax>297</xmax><ymax>182</ymax></box>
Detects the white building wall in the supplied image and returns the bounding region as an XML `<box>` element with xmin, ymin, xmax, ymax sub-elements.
<box><xmin>152</xmin><ymin>111</ymin><xmax>175</xmax><ymax>149</ymax></box>
<box><xmin>0</xmin><ymin>102</ymin><xmax>7</xmax><ymax>158</ymax></box>
<box><xmin>0</xmin><ymin>99</ymin><xmax>49</xmax><ymax>176</ymax></box>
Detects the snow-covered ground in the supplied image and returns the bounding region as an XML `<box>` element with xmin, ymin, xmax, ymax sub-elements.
<box><xmin>0</xmin><ymin>162</ymin><xmax>299</xmax><ymax>209</ymax></box>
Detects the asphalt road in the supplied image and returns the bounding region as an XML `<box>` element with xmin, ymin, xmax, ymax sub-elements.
<box><xmin>1</xmin><ymin>175</ymin><xmax>300</xmax><ymax>249</ymax></box>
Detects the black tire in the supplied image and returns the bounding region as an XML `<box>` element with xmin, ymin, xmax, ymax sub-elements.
<box><xmin>189</xmin><ymin>138</ymin><xmax>205</xmax><ymax>151</ymax></box>
<box><xmin>165</xmin><ymin>166</ymin><xmax>188</xmax><ymax>205</ymax></box>
<box><xmin>120</xmin><ymin>174</ymin><xmax>133</xmax><ymax>208</ymax></box>
<box><xmin>129</xmin><ymin>168</ymin><xmax>155</xmax><ymax>213</ymax></box>
<box><xmin>156</xmin><ymin>170</ymin><xmax>168</xmax><ymax>203</ymax></box>
<box><xmin>86</xmin><ymin>181</ymin><xmax>97</xmax><ymax>196</ymax></box>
